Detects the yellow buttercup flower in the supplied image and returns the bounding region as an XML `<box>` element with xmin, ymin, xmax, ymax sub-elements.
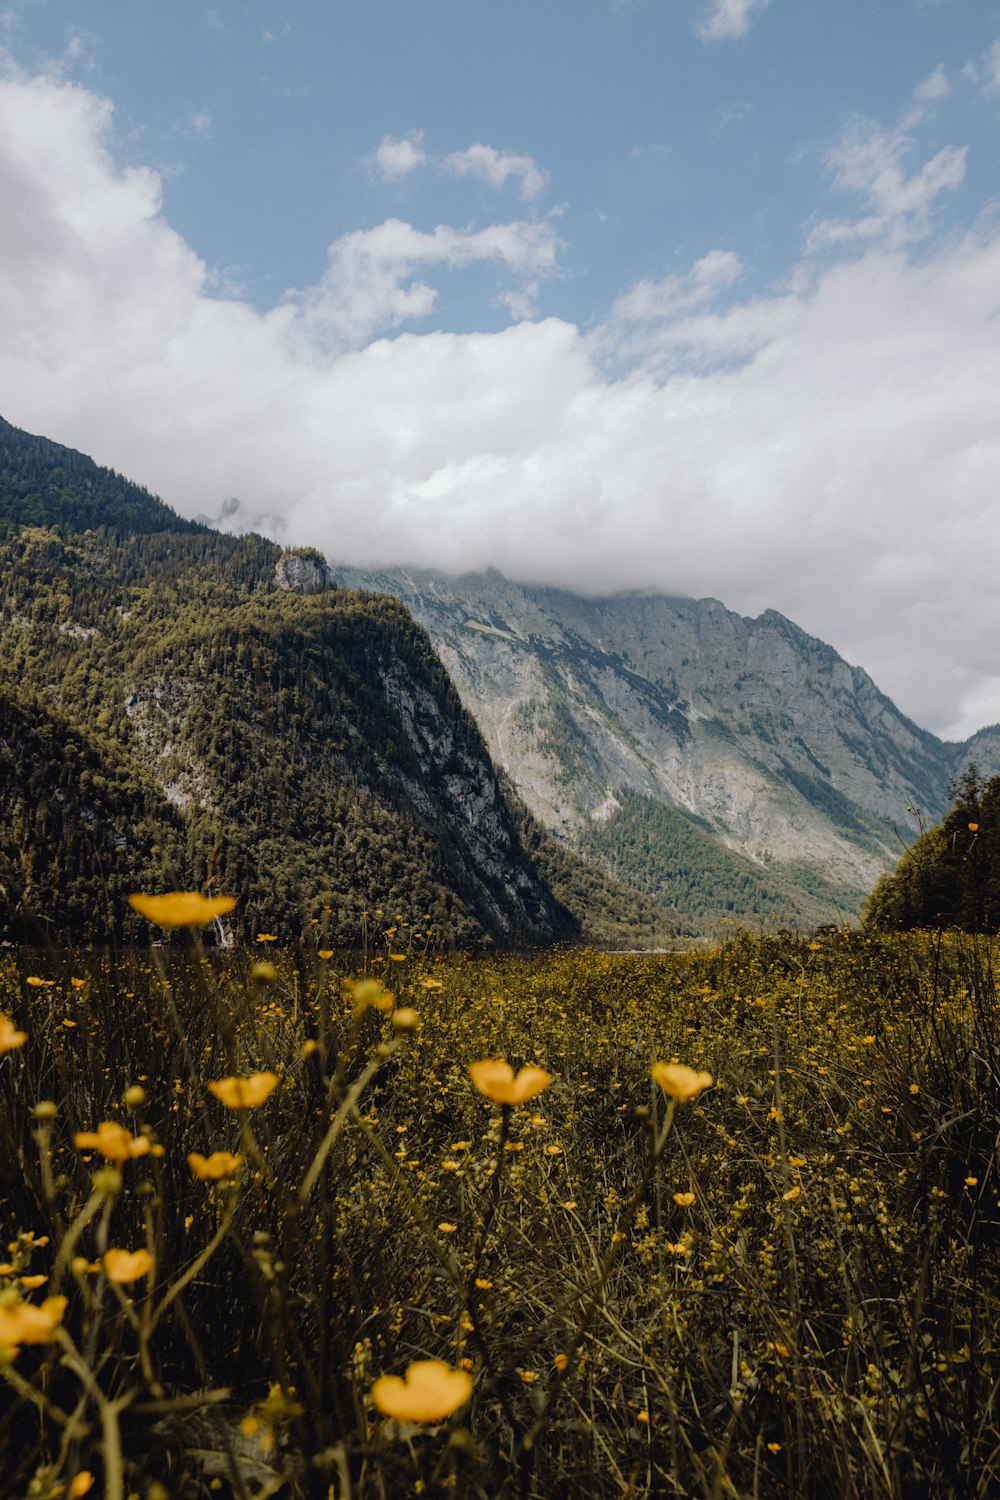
<box><xmin>103</xmin><ymin>1248</ymin><xmax>154</xmax><ymax>1284</ymax></box>
<box><xmin>371</xmin><ymin>1359</ymin><xmax>473</xmax><ymax>1423</ymax></box>
<box><xmin>347</xmin><ymin>978</ymin><xmax>394</xmax><ymax>1015</ymax></box>
<box><xmin>672</xmin><ymin>1191</ymin><xmax>696</xmax><ymax>1207</ymax></box>
<box><xmin>0</xmin><ymin>1015</ymin><xmax>27</xmax><ymax>1055</ymax></box>
<box><xmin>0</xmin><ymin>1295</ymin><xmax>67</xmax><ymax>1347</ymax></box>
<box><xmin>128</xmin><ymin>892</ymin><xmax>237</xmax><ymax>929</ymax></box>
<box><xmin>469</xmin><ymin>1060</ymin><xmax>553</xmax><ymax>1106</ymax></box>
<box><xmin>73</xmin><ymin>1121</ymin><xmax>151</xmax><ymax>1164</ymax></box>
<box><xmin>188</xmin><ymin>1150</ymin><xmax>242</xmax><ymax>1180</ymax></box>
<box><xmin>208</xmin><ymin>1072</ymin><xmax>279</xmax><ymax>1109</ymax></box>
<box><xmin>651</xmin><ymin>1063</ymin><xmax>713</xmax><ymax>1102</ymax></box>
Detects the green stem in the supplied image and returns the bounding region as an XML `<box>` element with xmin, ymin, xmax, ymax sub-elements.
<box><xmin>147</xmin><ymin>1183</ymin><xmax>239</xmax><ymax>1334</ymax></box>
<box><xmin>296</xmin><ymin>1040</ymin><xmax>398</xmax><ymax>1209</ymax></box>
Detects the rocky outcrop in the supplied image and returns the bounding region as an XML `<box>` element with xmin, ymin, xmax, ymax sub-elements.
<box><xmin>274</xmin><ymin>549</ymin><xmax>336</xmax><ymax>594</ymax></box>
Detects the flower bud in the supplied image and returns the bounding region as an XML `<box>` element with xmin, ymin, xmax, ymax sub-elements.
<box><xmin>93</xmin><ymin>1167</ymin><xmax>123</xmax><ymax>1198</ymax></box>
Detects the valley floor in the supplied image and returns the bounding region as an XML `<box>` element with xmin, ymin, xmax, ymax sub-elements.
<box><xmin>1</xmin><ymin>929</ymin><xmax>998</xmax><ymax>1497</ymax></box>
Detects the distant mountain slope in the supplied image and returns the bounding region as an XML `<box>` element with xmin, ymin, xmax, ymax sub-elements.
<box><xmin>337</xmin><ymin>565</ymin><xmax>997</xmax><ymax>927</ymax></box>
<box><xmin>0</xmin><ymin>415</ymin><xmax>200</xmax><ymax>537</ymax></box>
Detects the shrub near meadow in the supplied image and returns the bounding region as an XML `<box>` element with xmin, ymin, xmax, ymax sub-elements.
<box><xmin>0</xmin><ymin>906</ymin><xmax>998</xmax><ymax>1497</ymax></box>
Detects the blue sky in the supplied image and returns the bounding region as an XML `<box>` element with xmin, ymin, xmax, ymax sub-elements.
<box><xmin>2</xmin><ymin>1</ymin><xmax>1000</xmax><ymax>738</ymax></box>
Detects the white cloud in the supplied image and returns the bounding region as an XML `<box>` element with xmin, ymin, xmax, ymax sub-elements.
<box><xmin>3</xmin><ymin>66</ymin><xmax>1000</xmax><ymax>740</ymax></box>
<box><xmin>189</xmin><ymin>110</ymin><xmax>212</xmax><ymax>136</ymax></box>
<box><xmin>609</xmin><ymin>249</ymin><xmax>743</xmax><ymax>323</ymax></box>
<box><xmin>984</xmin><ymin>39</ymin><xmax>1000</xmax><ymax>94</ymax></box>
<box><xmin>697</xmin><ymin>0</ymin><xmax>771</xmax><ymax>42</ymax></box>
<box><xmin>367</xmin><ymin>131</ymin><xmax>426</xmax><ymax>181</ymax></box>
<box><xmin>283</xmin><ymin>216</ymin><xmax>561</xmax><ymax>350</ymax></box>
<box><xmin>915</xmin><ymin>64</ymin><xmax>949</xmax><ymax>101</ymax></box>
<box><xmin>444</xmin><ymin>144</ymin><xmax>547</xmax><ymax>200</ymax></box>
<box><xmin>806</xmin><ymin>117</ymin><xmax>966</xmax><ymax>251</ymax></box>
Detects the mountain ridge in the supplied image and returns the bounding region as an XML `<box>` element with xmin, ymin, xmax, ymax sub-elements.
<box><xmin>335</xmin><ymin>562</ymin><xmax>995</xmax><ymax>927</ymax></box>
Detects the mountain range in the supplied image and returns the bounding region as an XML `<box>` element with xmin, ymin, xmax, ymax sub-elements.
<box><xmin>336</xmin><ymin>564</ymin><xmax>999</xmax><ymax>929</ymax></box>
<box><xmin>1</xmin><ymin>411</ymin><xmax>991</xmax><ymax>941</ymax></box>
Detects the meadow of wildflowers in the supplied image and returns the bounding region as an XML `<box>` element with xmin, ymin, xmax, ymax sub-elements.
<box><xmin>0</xmin><ymin>913</ymin><xmax>998</xmax><ymax>1497</ymax></box>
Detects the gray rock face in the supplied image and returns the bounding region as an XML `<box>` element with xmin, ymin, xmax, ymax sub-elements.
<box><xmin>337</xmin><ymin>563</ymin><xmax>999</xmax><ymax>924</ymax></box>
<box><xmin>274</xmin><ymin>550</ymin><xmax>335</xmax><ymax>594</ymax></box>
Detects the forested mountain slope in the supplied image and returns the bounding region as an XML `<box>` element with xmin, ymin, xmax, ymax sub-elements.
<box><xmin>0</xmin><ymin>418</ymin><xmax>668</xmax><ymax>945</ymax></box>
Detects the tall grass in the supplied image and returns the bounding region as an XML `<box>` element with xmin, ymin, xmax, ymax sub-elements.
<box><xmin>0</xmin><ymin>927</ymin><xmax>998</xmax><ymax>1497</ymax></box>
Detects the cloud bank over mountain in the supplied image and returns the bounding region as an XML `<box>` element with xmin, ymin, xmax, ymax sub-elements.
<box><xmin>1</xmin><ymin>57</ymin><xmax>1000</xmax><ymax>741</ymax></box>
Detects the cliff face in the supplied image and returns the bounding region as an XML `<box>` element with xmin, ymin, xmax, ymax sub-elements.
<box><xmin>336</xmin><ymin>565</ymin><xmax>996</xmax><ymax>926</ymax></box>
<box><xmin>274</xmin><ymin>549</ymin><xmax>337</xmax><ymax>594</ymax></box>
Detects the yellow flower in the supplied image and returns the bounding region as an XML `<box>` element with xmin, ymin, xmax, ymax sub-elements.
<box><xmin>0</xmin><ymin>1015</ymin><xmax>27</xmax><ymax>1055</ymax></box>
<box><xmin>347</xmin><ymin>978</ymin><xmax>394</xmax><ymax>1015</ymax></box>
<box><xmin>208</xmin><ymin>1072</ymin><xmax>279</xmax><ymax>1109</ymax></box>
<box><xmin>187</xmin><ymin>1151</ymin><xmax>242</xmax><ymax>1180</ymax></box>
<box><xmin>69</xmin><ymin>1475</ymin><xmax>95</xmax><ymax>1498</ymax></box>
<box><xmin>73</xmin><ymin>1122</ymin><xmax>151</xmax><ymax>1164</ymax></box>
<box><xmin>672</xmin><ymin>1191</ymin><xmax>696</xmax><ymax>1207</ymax></box>
<box><xmin>469</xmin><ymin>1060</ymin><xmax>553</xmax><ymax>1106</ymax></box>
<box><xmin>128</xmin><ymin>892</ymin><xmax>237</xmax><ymax>929</ymax></box>
<box><xmin>371</xmin><ymin>1360</ymin><xmax>473</xmax><ymax>1423</ymax></box>
<box><xmin>256</xmin><ymin>933</ymin><xmax>278</xmax><ymax>943</ymax></box>
<box><xmin>651</xmin><ymin>1062</ymin><xmax>713</xmax><ymax>1102</ymax></box>
<box><xmin>392</xmin><ymin>1007</ymin><xmax>421</xmax><ymax>1031</ymax></box>
<box><xmin>25</xmin><ymin>976</ymin><xmax>53</xmax><ymax>987</ymax></box>
<box><xmin>0</xmin><ymin>1295</ymin><xmax>67</xmax><ymax>1347</ymax></box>
<box><xmin>103</xmin><ymin>1248</ymin><xmax>154</xmax><ymax>1284</ymax></box>
<box><xmin>968</xmin><ymin>822</ymin><xmax>980</xmax><ymax>832</ymax></box>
